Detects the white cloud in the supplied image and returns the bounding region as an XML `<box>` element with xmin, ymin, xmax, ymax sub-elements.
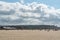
<box><xmin>0</xmin><ymin>1</ymin><xmax>60</xmax><ymax>26</ymax></box>
<box><xmin>19</xmin><ymin>0</ymin><xmax>24</xmax><ymax>4</ymax></box>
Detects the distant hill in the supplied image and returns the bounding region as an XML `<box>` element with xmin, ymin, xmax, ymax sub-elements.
<box><xmin>0</xmin><ymin>25</ymin><xmax>60</xmax><ymax>31</ymax></box>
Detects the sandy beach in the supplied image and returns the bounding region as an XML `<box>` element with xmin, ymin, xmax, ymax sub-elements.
<box><xmin>0</xmin><ymin>30</ymin><xmax>60</xmax><ymax>40</ymax></box>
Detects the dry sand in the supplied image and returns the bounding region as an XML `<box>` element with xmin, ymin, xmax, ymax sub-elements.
<box><xmin>0</xmin><ymin>30</ymin><xmax>60</xmax><ymax>40</ymax></box>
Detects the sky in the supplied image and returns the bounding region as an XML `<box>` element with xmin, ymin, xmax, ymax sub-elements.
<box><xmin>0</xmin><ymin>0</ymin><xmax>60</xmax><ymax>8</ymax></box>
<box><xmin>0</xmin><ymin>0</ymin><xmax>60</xmax><ymax>26</ymax></box>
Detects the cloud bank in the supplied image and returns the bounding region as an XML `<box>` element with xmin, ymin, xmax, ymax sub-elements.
<box><xmin>0</xmin><ymin>1</ymin><xmax>60</xmax><ymax>26</ymax></box>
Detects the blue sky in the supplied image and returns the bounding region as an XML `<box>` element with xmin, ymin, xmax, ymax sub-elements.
<box><xmin>0</xmin><ymin>0</ymin><xmax>60</xmax><ymax>8</ymax></box>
